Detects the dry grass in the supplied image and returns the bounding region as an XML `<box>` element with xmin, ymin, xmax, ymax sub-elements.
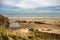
<box><xmin>0</xmin><ymin>18</ymin><xmax>60</xmax><ymax>40</ymax></box>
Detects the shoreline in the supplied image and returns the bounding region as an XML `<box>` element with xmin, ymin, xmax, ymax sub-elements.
<box><xmin>8</xmin><ymin>17</ymin><xmax>60</xmax><ymax>19</ymax></box>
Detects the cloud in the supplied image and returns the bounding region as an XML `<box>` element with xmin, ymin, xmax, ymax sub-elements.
<box><xmin>14</xmin><ymin>0</ymin><xmax>60</xmax><ymax>9</ymax></box>
<box><xmin>0</xmin><ymin>0</ymin><xmax>60</xmax><ymax>9</ymax></box>
<box><xmin>32</xmin><ymin>6</ymin><xmax>60</xmax><ymax>11</ymax></box>
<box><xmin>0</xmin><ymin>0</ymin><xmax>16</xmax><ymax>6</ymax></box>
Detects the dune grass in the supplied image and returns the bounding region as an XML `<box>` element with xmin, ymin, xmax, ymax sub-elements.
<box><xmin>0</xmin><ymin>25</ymin><xmax>60</xmax><ymax>40</ymax></box>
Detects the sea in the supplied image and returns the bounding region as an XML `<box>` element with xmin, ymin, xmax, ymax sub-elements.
<box><xmin>2</xmin><ymin>13</ymin><xmax>60</xmax><ymax>18</ymax></box>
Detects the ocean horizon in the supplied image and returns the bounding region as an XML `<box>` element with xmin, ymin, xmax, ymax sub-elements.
<box><xmin>2</xmin><ymin>13</ymin><xmax>60</xmax><ymax>18</ymax></box>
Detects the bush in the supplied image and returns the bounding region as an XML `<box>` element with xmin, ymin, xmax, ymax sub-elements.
<box><xmin>29</xmin><ymin>28</ymin><xmax>34</xmax><ymax>32</ymax></box>
<box><xmin>35</xmin><ymin>29</ymin><xmax>39</xmax><ymax>31</ymax></box>
<box><xmin>0</xmin><ymin>33</ymin><xmax>9</xmax><ymax>40</ymax></box>
<box><xmin>28</xmin><ymin>33</ymin><xmax>35</xmax><ymax>39</ymax></box>
<box><xmin>28</xmin><ymin>21</ymin><xmax>33</xmax><ymax>23</ymax></box>
<box><xmin>15</xmin><ymin>20</ymin><xmax>21</xmax><ymax>23</ymax></box>
<box><xmin>34</xmin><ymin>21</ymin><xmax>45</xmax><ymax>24</ymax></box>
<box><xmin>58</xmin><ymin>21</ymin><xmax>60</xmax><ymax>23</ymax></box>
<box><xmin>56</xmin><ymin>24</ymin><xmax>60</xmax><ymax>26</ymax></box>
<box><xmin>21</xmin><ymin>21</ymin><xmax>27</xmax><ymax>23</ymax></box>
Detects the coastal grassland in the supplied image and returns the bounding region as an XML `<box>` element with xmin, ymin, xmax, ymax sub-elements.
<box><xmin>0</xmin><ymin>25</ymin><xmax>60</xmax><ymax>40</ymax></box>
<box><xmin>0</xmin><ymin>25</ymin><xmax>43</xmax><ymax>40</ymax></box>
<box><xmin>0</xmin><ymin>18</ymin><xmax>60</xmax><ymax>40</ymax></box>
<box><xmin>0</xmin><ymin>25</ymin><xmax>27</xmax><ymax>40</ymax></box>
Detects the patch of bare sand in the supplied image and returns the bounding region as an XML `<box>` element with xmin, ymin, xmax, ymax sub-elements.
<box><xmin>9</xmin><ymin>18</ymin><xmax>60</xmax><ymax>34</ymax></box>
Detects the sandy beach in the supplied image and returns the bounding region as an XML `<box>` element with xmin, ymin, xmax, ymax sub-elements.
<box><xmin>9</xmin><ymin>18</ymin><xmax>60</xmax><ymax>34</ymax></box>
<box><xmin>0</xmin><ymin>15</ymin><xmax>60</xmax><ymax>40</ymax></box>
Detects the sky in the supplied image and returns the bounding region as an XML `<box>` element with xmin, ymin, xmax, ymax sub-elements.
<box><xmin>0</xmin><ymin>0</ymin><xmax>60</xmax><ymax>14</ymax></box>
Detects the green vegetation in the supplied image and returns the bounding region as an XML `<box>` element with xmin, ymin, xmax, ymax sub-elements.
<box><xmin>0</xmin><ymin>25</ymin><xmax>60</xmax><ymax>40</ymax></box>
<box><xmin>0</xmin><ymin>15</ymin><xmax>60</xmax><ymax>40</ymax></box>
<box><xmin>0</xmin><ymin>33</ymin><xmax>9</xmax><ymax>40</ymax></box>
<box><xmin>34</xmin><ymin>21</ymin><xmax>46</xmax><ymax>24</ymax></box>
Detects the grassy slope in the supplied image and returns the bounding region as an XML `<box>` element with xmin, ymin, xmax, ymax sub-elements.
<box><xmin>0</xmin><ymin>25</ymin><xmax>27</xmax><ymax>40</ymax></box>
<box><xmin>0</xmin><ymin>25</ymin><xmax>48</xmax><ymax>40</ymax></box>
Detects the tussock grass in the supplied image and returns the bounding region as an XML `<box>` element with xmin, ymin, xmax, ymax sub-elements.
<box><xmin>0</xmin><ymin>25</ymin><xmax>60</xmax><ymax>40</ymax></box>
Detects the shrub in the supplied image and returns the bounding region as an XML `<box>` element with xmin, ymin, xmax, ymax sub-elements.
<box><xmin>29</xmin><ymin>28</ymin><xmax>34</xmax><ymax>32</ymax></box>
<box><xmin>28</xmin><ymin>22</ymin><xmax>32</xmax><ymax>23</ymax></box>
<box><xmin>28</xmin><ymin>33</ymin><xmax>35</xmax><ymax>39</ymax></box>
<box><xmin>15</xmin><ymin>20</ymin><xmax>21</xmax><ymax>23</ymax></box>
<box><xmin>28</xmin><ymin>21</ymin><xmax>33</xmax><ymax>23</ymax></box>
<box><xmin>21</xmin><ymin>21</ymin><xmax>27</xmax><ymax>23</ymax></box>
<box><xmin>35</xmin><ymin>29</ymin><xmax>39</xmax><ymax>31</ymax></box>
<box><xmin>58</xmin><ymin>21</ymin><xmax>60</xmax><ymax>23</ymax></box>
<box><xmin>56</xmin><ymin>24</ymin><xmax>60</xmax><ymax>26</ymax></box>
<box><xmin>34</xmin><ymin>21</ymin><xmax>45</xmax><ymax>24</ymax></box>
<box><xmin>0</xmin><ymin>33</ymin><xmax>9</xmax><ymax>40</ymax></box>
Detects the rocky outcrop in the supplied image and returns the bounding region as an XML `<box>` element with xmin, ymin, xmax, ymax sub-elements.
<box><xmin>0</xmin><ymin>15</ymin><xmax>9</xmax><ymax>27</ymax></box>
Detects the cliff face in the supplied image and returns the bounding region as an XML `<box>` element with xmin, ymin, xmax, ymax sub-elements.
<box><xmin>0</xmin><ymin>15</ymin><xmax>9</xmax><ymax>27</ymax></box>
